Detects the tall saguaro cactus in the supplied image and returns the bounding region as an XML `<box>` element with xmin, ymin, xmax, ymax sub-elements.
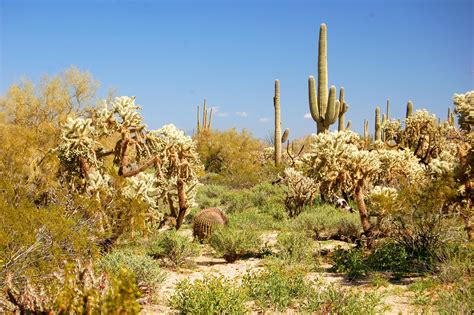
<box><xmin>406</xmin><ymin>101</ymin><xmax>413</xmax><ymax>119</ymax></box>
<box><xmin>308</xmin><ymin>23</ymin><xmax>342</xmax><ymax>133</ymax></box>
<box><xmin>375</xmin><ymin>106</ymin><xmax>382</xmax><ymax>141</ymax></box>
<box><xmin>273</xmin><ymin>79</ymin><xmax>290</xmax><ymax>166</ymax></box>
<box><xmin>196</xmin><ymin>99</ymin><xmax>213</xmax><ymax>135</ymax></box>
<box><xmin>274</xmin><ymin>80</ymin><xmax>282</xmax><ymax>165</ymax></box>
<box><xmin>364</xmin><ymin>119</ymin><xmax>369</xmax><ymax>141</ymax></box>
<box><xmin>386</xmin><ymin>99</ymin><xmax>390</xmax><ymax>120</ymax></box>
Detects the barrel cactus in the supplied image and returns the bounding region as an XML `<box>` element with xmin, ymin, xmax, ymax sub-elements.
<box><xmin>192</xmin><ymin>208</ymin><xmax>229</xmax><ymax>241</ymax></box>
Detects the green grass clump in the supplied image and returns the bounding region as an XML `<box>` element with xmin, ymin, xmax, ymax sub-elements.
<box><xmin>169</xmin><ymin>275</ymin><xmax>248</xmax><ymax>314</ymax></box>
<box><xmin>208</xmin><ymin>225</ymin><xmax>261</xmax><ymax>262</ymax></box>
<box><xmin>147</xmin><ymin>229</ymin><xmax>201</xmax><ymax>268</ymax></box>
<box><xmin>97</xmin><ymin>248</ymin><xmax>165</xmax><ymax>290</ymax></box>
<box><xmin>291</xmin><ymin>204</ymin><xmax>361</xmax><ymax>240</ymax></box>
<box><xmin>434</xmin><ymin>280</ymin><xmax>473</xmax><ymax>314</ymax></box>
<box><xmin>242</xmin><ymin>267</ymin><xmax>310</xmax><ymax>311</ymax></box>
<box><xmin>303</xmin><ymin>282</ymin><xmax>386</xmax><ymax>315</ymax></box>
<box><xmin>275</xmin><ymin>231</ymin><xmax>318</xmax><ymax>270</ymax></box>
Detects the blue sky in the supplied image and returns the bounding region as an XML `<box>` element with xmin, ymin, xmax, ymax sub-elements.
<box><xmin>0</xmin><ymin>0</ymin><xmax>472</xmax><ymax>139</ymax></box>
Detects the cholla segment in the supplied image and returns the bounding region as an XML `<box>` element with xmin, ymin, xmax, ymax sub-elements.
<box><xmin>453</xmin><ymin>91</ymin><xmax>474</xmax><ymax>131</ymax></box>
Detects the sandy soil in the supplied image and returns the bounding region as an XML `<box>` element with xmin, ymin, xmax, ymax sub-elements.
<box><xmin>142</xmin><ymin>230</ymin><xmax>415</xmax><ymax>314</ymax></box>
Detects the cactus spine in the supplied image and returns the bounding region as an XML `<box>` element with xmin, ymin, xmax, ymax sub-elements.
<box><xmin>196</xmin><ymin>99</ymin><xmax>213</xmax><ymax>135</ymax></box>
<box><xmin>338</xmin><ymin>88</ymin><xmax>349</xmax><ymax>131</ymax></box>
<box><xmin>406</xmin><ymin>101</ymin><xmax>413</xmax><ymax>119</ymax></box>
<box><xmin>308</xmin><ymin>23</ymin><xmax>341</xmax><ymax>133</ymax></box>
<box><xmin>274</xmin><ymin>80</ymin><xmax>282</xmax><ymax>165</ymax></box>
<box><xmin>375</xmin><ymin>106</ymin><xmax>381</xmax><ymax>141</ymax></box>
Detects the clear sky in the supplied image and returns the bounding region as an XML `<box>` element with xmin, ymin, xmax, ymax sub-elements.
<box><xmin>0</xmin><ymin>0</ymin><xmax>472</xmax><ymax>139</ymax></box>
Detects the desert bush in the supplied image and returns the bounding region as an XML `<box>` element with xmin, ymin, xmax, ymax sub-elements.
<box><xmin>208</xmin><ymin>225</ymin><xmax>261</xmax><ymax>262</ymax></box>
<box><xmin>386</xmin><ymin>177</ymin><xmax>460</xmax><ymax>271</ymax></box>
<box><xmin>366</xmin><ymin>241</ymin><xmax>410</xmax><ymax>272</ymax></box>
<box><xmin>303</xmin><ymin>282</ymin><xmax>386</xmax><ymax>315</ymax></box>
<box><xmin>0</xmin><ymin>186</ymin><xmax>96</xmax><ymax>296</ymax></box>
<box><xmin>55</xmin><ymin>262</ymin><xmax>141</xmax><ymax>314</ymax></box>
<box><xmin>96</xmin><ymin>248</ymin><xmax>165</xmax><ymax>291</ymax></box>
<box><xmin>169</xmin><ymin>275</ymin><xmax>248</xmax><ymax>314</ymax></box>
<box><xmin>331</xmin><ymin>247</ymin><xmax>368</xmax><ymax>280</ymax></box>
<box><xmin>195</xmin><ymin>129</ymin><xmax>277</xmax><ymax>188</ymax></box>
<box><xmin>147</xmin><ymin>229</ymin><xmax>200</xmax><ymax>268</ymax></box>
<box><xmin>230</xmin><ymin>208</ymin><xmax>285</xmax><ymax>231</ymax></box>
<box><xmin>276</xmin><ymin>232</ymin><xmax>317</xmax><ymax>267</ymax></box>
<box><xmin>436</xmin><ymin>242</ymin><xmax>474</xmax><ymax>284</ymax></box>
<box><xmin>291</xmin><ymin>204</ymin><xmax>361</xmax><ymax>240</ymax></box>
<box><xmin>434</xmin><ymin>280</ymin><xmax>473</xmax><ymax>314</ymax></box>
<box><xmin>242</xmin><ymin>267</ymin><xmax>310</xmax><ymax>311</ymax></box>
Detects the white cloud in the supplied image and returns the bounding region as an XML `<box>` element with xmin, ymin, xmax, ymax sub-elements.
<box><xmin>259</xmin><ymin>117</ymin><xmax>270</xmax><ymax>123</ymax></box>
<box><xmin>236</xmin><ymin>111</ymin><xmax>248</xmax><ymax>118</ymax></box>
<box><xmin>304</xmin><ymin>113</ymin><xmax>312</xmax><ymax>119</ymax></box>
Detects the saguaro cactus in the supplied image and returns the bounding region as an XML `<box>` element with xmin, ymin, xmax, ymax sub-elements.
<box><xmin>364</xmin><ymin>119</ymin><xmax>369</xmax><ymax>141</ymax></box>
<box><xmin>308</xmin><ymin>23</ymin><xmax>342</xmax><ymax>133</ymax></box>
<box><xmin>375</xmin><ymin>106</ymin><xmax>382</xmax><ymax>141</ymax></box>
<box><xmin>406</xmin><ymin>101</ymin><xmax>413</xmax><ymax>119</ymax></box>
<box><xmin>196</xmin><ymin>99</ymin><xmax>213</xmax><ymax>135</ymax></box>
<box><xmin>273</xmin><ymin>80</ymin><xmax>290</xmax><ymax>166</ymax></box>
<box><xmin>274</xmin><ymin>80</ymin><xmax>282</xmax><ymax>165</ymax></box>
<box><xmin>338</xmin><ymin>88</ymin><xmax>349</xmax><ymax>131</ymax></box>
<box><xmin>386</xmin><ymin>99</ymin><xmax>390</xmax><ymax>120</ymax></box>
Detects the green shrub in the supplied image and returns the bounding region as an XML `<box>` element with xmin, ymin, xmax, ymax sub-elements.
<box><xmin>331</xmin><ymin>247</ymin><xmax>368</xmax><ymax>280</ymax></box>
<box><xmin>147</xmin><ymin>229</ymin><xmax>200</xmax><ymax>268</ymax></box>
<box><xmin>366</xmin><ymin>241</ymin><xmax>410</xmax><ymax>272</ymax></box>
<box><xmin>386</xmin><ymin>177</ymin><xmax>461</xmax><ymax>271</ymax></box>
<box><xmin>276</xmin><ymin>232</ymin><xmax>317</xmax><ymax>268</ymax></box>
<box><xmin>291</xmin><ymin>205</ymin><xmax>360</xmax><ymax>240</ymax></box>
<box><xmin>56</xmin><ymin>264</ymin><xmax>141</xmax><ymax>314</ymax></box>
<box><xmin>169</xmin><ymin>275</ymin><xmax>248</xmax><ymax>314</ymax></box>
<box><xmin>208</xmin><ymin>225</ymin><xmax>261</xmax><ymax>262</ymax></box>
<box><xmin>303</xmin><ymin>282</ymin><xmax>386</xmax><ymax>315</ymax></box>
<box><xmin>436</xmin><ymin>242</ymin><xmax>474</xmax><ymax>284</ymax></box>
<box><xmin>242</xmin><ymin>267</ymin><xmax>310</xmax><ymax>311</ymax></box>
<box><xmin>97</xmin><ymin>249</ymin><xmax>165</xmax><ymax>290</ymax></box>
<box><xmin>230</xmin><ymin>208</ymin><xmax>285</xmax><ymax>231</ymax></box>
<box><xmin>434</xmin><ymin>280</ymin><xmax>474</xmax><ymax>314</ymax></box>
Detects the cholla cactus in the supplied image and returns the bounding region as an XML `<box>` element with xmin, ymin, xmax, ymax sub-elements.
<box><xmin>282</xmin><ymin>167</ymin><xmax>319</xmax><ymax>217</ymax></box>
<box><xmin>382</xmin><ymin>119</ymin><xmax>401</xmax><ymax>143</ymax></box>
<box><xmin>149</xmin><ymin>124</ymin><xmax>203</xmax><ymax>228</ymax></box>
<box><xmin>57</xmin><ymin>97</ymin><xmax>204</xmax><ymax>230</ymax></box>
<box><xmin>299</xmin><ymin>130</ymin><xmax>427</xmax><ymax>236</ymax></box>
<box><xmin>453</xmin><ymin>91</ymin><xmax>474</xmax><ymax>131</ymax></box>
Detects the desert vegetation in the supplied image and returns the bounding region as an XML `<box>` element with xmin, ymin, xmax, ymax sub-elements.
<box><xmin>0</xmin><ymin>20</ymin><xmax>472</xmax><ymax>315</ymax></box>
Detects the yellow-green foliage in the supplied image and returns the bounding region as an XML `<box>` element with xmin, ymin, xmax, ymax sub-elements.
<box><xmin>209</xmin><ymin>225</ymin><xmax>261</xmax><ymax>262</ymax></box>
<box><xmin>0</xmin><ymin>183</ymin><xmax>96</xmax><ymax>287</ymax></box>
<box><xmin>196</xmin><ymin>128</ymin><xmax>276</xmax><ymax>188</ymax></box>
<box><xmin>170</xmin><ymin>275</ymin><xmax>248</xmax><ymax>314</ymax></box>
<box><xmin>54</xmin><ymin>263</ymin><xmax>141</xmax><ymax>314</ymax></box>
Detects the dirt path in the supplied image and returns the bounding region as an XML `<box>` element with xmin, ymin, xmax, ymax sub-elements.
<box><xmin>142</xmin><ymin>230</ymin><xmax>414</xmax><ymax>314</ymax></box>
